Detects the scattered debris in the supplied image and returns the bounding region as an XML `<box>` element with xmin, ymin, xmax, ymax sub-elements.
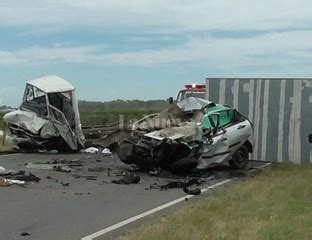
<box><xmin>102</xmin><ymin>148</ymin><xmax>112</xmax><ymax>155</ymax></box>
<box><xmin>8</xmin><ymin>179</ymin><xmax>26</xmax><ymax>185</ymax></box>
<box><xmin>61</xmin><ymin>182</ymin><xmax>70</xmax><ymax>187</ymax></box>
<box><xmin>183</xmin><ymin>188</ymin><xmax>201</xmax><ymax>196</ymax></box>
<box><xmin>21</xmin><ymin>232</ymin><xmax>31</xmax><ymax>237</ymax></box>
<box><xmin>88</xmin><ymin>167</ymin><xmax>106</xmax><ymax>173</ymax></box>
<box><xmin>27</xmin><ymin>162</ymin><xmax>74</xmax><ymax>172</ymax></box>
<box><xmin>27</xmin><ymin>162</ymin><xmax>64</xmax><ymax>170</ymax></box>
<box><xmin>0</xmin><ymin>166</ymin><xmax>14</xmax><ymax>175</ymax></box>
<box><xmin>86</xmin><ymin>176</ymin><xmax>97</xmax><ymax>181</ymax></box>
<box><xmin>53</xmin><ymin>165</ymin><xmax>72</xmax><ymax>173</ymax></box>
<box><xmin>148</xmin><ymin>178</ymin><xmax>205</xmax><ymax>191</ymax></box>
<box><xmin>72</xmin><ymin>174</ymin><xmax>97</xmax><ymax>181</ymax></box>
<box><xmin>83</xmin><ymin>147</ymin><xmax>99</xmax><ymax>154</ymax></box>
<box><xmin>83</xmin><ymin>147</ymin><xmax>113</xmax><ymax>155</ymax></box>
<box><xmin>112</xmin><ymin>173</ymin><xmax>141</xmax><ymax>185</ymax></box>
<box><xmin>0</xmin><ymin>177</ymin><xmax>25</xmax><ymax>186</ymax></box>
<box><xmin>12</xmin><ymin>173</ymin><xmax>41</xmax><ymax>183</ymax></box>
<box><xmin>149</xmin><ymin>169</ymin><xmax>161</xmax><ymax>176</ymax></box>
<box><xmin>0</xmin><ymin>177</ymin><xmax>11</xmax><ymax>187</ymax></box>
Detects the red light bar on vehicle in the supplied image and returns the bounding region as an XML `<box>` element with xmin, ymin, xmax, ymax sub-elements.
<box><xmin>185</xmin><ymin>84</ymin><xmax>206</xmax><ymax>90</ymax></box>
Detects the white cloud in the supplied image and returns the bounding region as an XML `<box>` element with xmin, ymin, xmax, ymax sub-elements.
<box><xmin>1</xmin><ymin>30</ymin><xmax>312</xmax><ymax>75</ymax></box>
<box><xmin>1</xmin><ymin>0</ymin><xmax>312</xmax><ymax>32</ymax></box>
<box><xmin>12</xmin><ymin>45</ymin><xmax>104</xmax><ymax>63</ymax></box>
<box><xmin>97</xmin><ymin>30</ymin><xmax>312</xmax><ymax>70</ymax></box>
<box><xmin>0</xmin><ymin>50</ymin><xmax>24</xmax><ymax>64</ymax></box>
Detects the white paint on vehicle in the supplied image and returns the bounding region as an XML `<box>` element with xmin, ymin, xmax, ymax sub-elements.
<box><xmin>243</xmin><ymin>80</ymin><xmax>255</xmax><ymax>159</ymax></box>
<box><xmin>231</xmin><ymin>79</ymin><xmax>240</xmax><ymax>109</ymax></box>
<box><xmin>288</xmin><ymin>80</ymin><xmax>303</xmax><ymax>163</ymax></box>
<box><xmin>261</xmin><ymin>80</ymin><xmax>270</xmax><ymax>160</ymax></box>
<box><xmin>206</xmin><ymin>79</ymin><xmax>210</xmax><ymax>100</ymax></box>
<box><xmin>219</xmin><ymin>79</ymin><xmax>226</xmax><ymax>104</ymax></box>
<box><xmin>253</xmin><ymin>80</ymin><xmax>262</xmax><ymax>160</ymax></box>
<box><xmin>247</xmin><ymin>80</ymin><xmax>255</xmax><ymax>127</ymax></box>
<box><xmin>81</xmin><ymin>179</ymin><xmax>232</xmax><ymax>240</ymax></box>
<box><xmin>277</xmin><ymin>80</ymin><xmax>286</xmax><ymax>162</ymax></box>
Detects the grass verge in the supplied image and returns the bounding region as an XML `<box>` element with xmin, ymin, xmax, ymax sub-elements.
<box><xmin>120</xmin><ymin>164</ymin><xmax>312</xmax><ymax>240</ymax></box>
<box><xmin>80</xmin><ymin>110</ymin><xmax>157</xmax><ymax>127</ymax></box>
<box><xmin>0</xmin><ymin>136</ymin><xmax>14</xmax><ymax>152</ymax></box>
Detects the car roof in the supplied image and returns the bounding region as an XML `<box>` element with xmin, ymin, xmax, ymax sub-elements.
<box><xmin>27</xmin><ymin>75</ymin><xmax>75</xmax><ymax>93</ymax></box>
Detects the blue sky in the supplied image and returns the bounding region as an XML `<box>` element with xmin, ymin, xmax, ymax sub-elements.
<box><xmin>1</xmin><ymin>0</ymin><xmax>312</xmax><ymax>106</ymax></box>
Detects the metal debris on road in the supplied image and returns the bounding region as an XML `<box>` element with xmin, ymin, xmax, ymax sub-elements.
<box><xmin>112</xmin><ymin>173</ymin><xmax>141</xmax><ymax>185</ymax></box>
<box><xmin>183</xmin><ymin>188</ymin><xmax>201</xmax><ymax>196</ymax></box>
<box><xmin>83</xmin><ymin>147</ymin><xmax>99</xmax><ymax>154</ymax></box>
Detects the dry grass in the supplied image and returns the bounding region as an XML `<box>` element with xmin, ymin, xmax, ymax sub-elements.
<box><xmin>0</xmin><ymin>135</ymin><xmax>14</xmax><ymax>152</ymax></box>
<box><xmin>120</xmin><ymin>164</ymin><xmax>312</xmax><ymax>240</ymax></box>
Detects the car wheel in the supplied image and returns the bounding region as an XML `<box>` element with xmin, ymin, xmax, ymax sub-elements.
<box><xmin>229</xmin><ymin>145</ymin><xmax>249</xmax><ymax>169</ymax></box>
<box><xmin>118</xmin><ymin>143</ymin><xmax>135</xmax><ymax>164</ymax></box>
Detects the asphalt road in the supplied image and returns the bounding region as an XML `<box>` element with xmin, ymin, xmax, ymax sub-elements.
<box><xmin>0</xmin><ymin>153</ymin><xmax>270</xmax><ymax>240</ymax></box>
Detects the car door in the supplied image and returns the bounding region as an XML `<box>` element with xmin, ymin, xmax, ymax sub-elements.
<box><xmin>197</xmin><ymin>113</ymin><xmax>230</xmax><ymax>169</ymax></box>
<box><xmin>225</xmin><ymin>109</ymin><xmax>252</xmax><ymax>156</ymax></box>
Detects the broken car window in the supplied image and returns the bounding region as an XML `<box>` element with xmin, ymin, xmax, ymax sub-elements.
<box><xmin>48</xmin><ymin>92</ymin><xmax>75</xmax><ymax>128</ymax></box>
<box><xmin>21</xmin><ymin>85</ymin><xmax>47</xmax><ymax>116</ymax></box>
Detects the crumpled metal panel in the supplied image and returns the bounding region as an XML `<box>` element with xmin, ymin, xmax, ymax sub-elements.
<box><xmin>177</xmin><ymin>97</ymin><xmax>212</xmax><ymax>112</ymax></box>
<box><xmin>4</xmin><ymin>110</ymin><xmax>56</xmax><ymax>137</ymax></box>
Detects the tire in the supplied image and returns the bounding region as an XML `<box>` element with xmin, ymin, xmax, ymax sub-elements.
<box><xmin>229</xmin><ymin>145</ymin><xmax>249</xmax><ymax>169</ymax></box>
<box><xmin>118</xmin><ymin>143</ymin><xmax>135</xmax><ymax>164</ymax></box>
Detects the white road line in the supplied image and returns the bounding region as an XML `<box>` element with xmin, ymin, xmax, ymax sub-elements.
<box><xmin>81</xmin><ymin>179</ymin><xmax>232</xmax><ymax>240</ymax></box>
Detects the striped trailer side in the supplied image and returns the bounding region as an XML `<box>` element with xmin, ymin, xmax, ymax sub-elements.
<box><xmin>206</xmin><ymin>78</ymin><xmax>312</xmax><ymax>163</ymax></box>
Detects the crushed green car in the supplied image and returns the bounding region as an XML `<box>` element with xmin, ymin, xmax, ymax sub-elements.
<box><xmin>118</xmin><ymin>97</ymin><xmax>253</xmax><ymax>173</ymax></box>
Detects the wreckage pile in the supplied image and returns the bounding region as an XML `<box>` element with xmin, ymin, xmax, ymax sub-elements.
<box><xmin>118</xmin><ymin>97</ymin><xmax>253</xmax><ymax>173</ymax></box>
<box><xmin>0</xmin><ymin>166</ymin><xmax>41</xmax><ymax>187</ymax></box>
<box><xmin>3</xmin><ymin>76</ymin><xmax>253</xmax><ymax>178</ymax></box>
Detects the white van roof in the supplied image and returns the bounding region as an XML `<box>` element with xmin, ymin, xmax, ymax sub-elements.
<box><xmin>28</xmin><ymin>75</ymin><xmax>75</xmax><ymax>93</ymax></box>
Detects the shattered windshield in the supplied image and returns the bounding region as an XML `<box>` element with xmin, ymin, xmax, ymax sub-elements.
<box><xmin>21</xmin><ymin>84</ymin><xmax>47</xmax><ymax>116</ymax></box>
<box><xmin>177</xmin><ymin>91</ymin><xmax>206</xmax><ymax>102</ymax></box>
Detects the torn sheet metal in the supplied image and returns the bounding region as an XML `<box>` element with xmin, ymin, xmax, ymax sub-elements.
<box><xmin>4</xmin><ymin>75</ymin><xmax>85</xmax><ymax>152</ymax></box>
<box><xmin>4</xmin><ymin>110</ymin><xmax>58</xmax><ymax>138</ymax></box>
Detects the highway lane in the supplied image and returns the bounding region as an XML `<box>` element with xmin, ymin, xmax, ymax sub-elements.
<box><xmin>0</xmin><ymin>153</ymin><xmax>269</xmax><ymax>240</ymax></box>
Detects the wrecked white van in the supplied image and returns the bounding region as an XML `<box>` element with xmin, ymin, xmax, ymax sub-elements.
<box><xmin>4</xmin><ymin>76</ymin><xmax>84</xmax><ymax>152</ymax></box>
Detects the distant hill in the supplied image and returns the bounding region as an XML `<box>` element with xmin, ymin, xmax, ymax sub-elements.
<box><xmin>0</xmin><ymin>106</ymin><xmax>15</xmax><ymax>113</ymax></box>
<box><xmin>78</xmin><ymin>99</ymin><xmax>168</xmax><ymax>112</ymax></box>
